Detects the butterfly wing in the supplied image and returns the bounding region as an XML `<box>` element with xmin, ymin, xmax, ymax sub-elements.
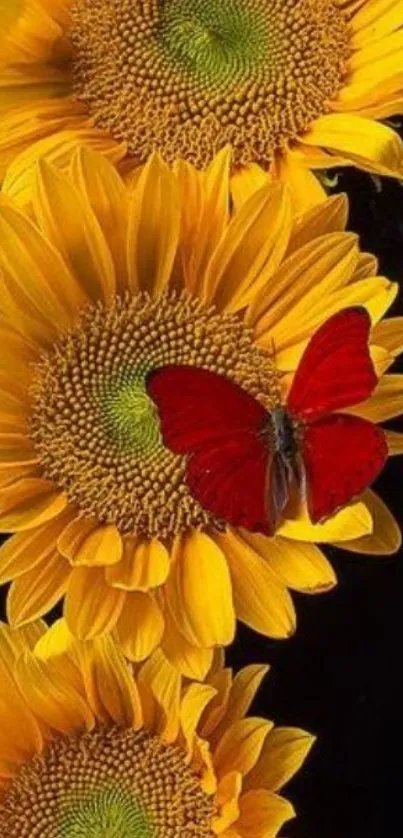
<box><xmin>287</xmin><ymin>308</ymin><xmax>377</xmax><ymax>422</ymax></box>
<box><xmin>187</xmin><ymin>434</ymin><xmax>275</xmax><ymax>534</ymax></box>
<box><xmin>301</xmin><ymin>414</ymin><xmax>388</xmax><ymax>522</ymax></box>
<box><xmin>147</xmin><ymin>365</ymin><xmax>275</xmax><ymax>534</ymax></box>
<box><xmin>147</xmin><ymin>365</ymin><xmax>267</xmax><ymax>452</ymax></box>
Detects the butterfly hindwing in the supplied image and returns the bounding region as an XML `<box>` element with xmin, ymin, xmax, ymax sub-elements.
<box><xmin>301</xmin><ymin>413</ymin><xmax>388</xmax><ymax>522</ymax></box>
<box><xmin>187</xmin><ymin>434</ymin><xmax>275</xmax><ymax>534</ymax></box>
<box><xmin>287</xmin><ymin>308</ymin><xmax>377</xmax><ymax>422</ymax></box>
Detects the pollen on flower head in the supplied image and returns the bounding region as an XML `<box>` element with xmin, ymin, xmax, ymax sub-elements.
<box><xmin>68</xmin><ymin>0</ymin><xmax>350</xmax><ymax>168</ymax></box>
<box><xmin>0</xmin><ymin>726</ymin><xmax>216</xmax><ymax>837</ymax></box>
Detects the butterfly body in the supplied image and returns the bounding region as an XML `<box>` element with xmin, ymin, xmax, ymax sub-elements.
<box><xmin>148</xmin><ymin>308</ymin><xmax>388</xmax><ymax>536</ymax></box>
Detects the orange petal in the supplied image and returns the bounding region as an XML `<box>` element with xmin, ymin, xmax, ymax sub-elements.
<box><xmin>161</xmin><ymin>596</ymin><xmax>214</xmax><ymax>681</ymax></box>
<box><xmin>7</xmin><ymin>550</ymin><xmax>70</xmax><ymax>626</ymax></box>
<box><xmin>106</xmin><ymin>537</ymin><xmax>170</xmax><ymax>591</ymax></box>
<box><xmin>114</xmin><ymin>591</ymin><xmax>164</xmax><ymax>662</ymax></box>
<box><xmin>14</xmin><ymin>650</ymin><xmax>94</xmax><ymax>734</ymax></box>
<box><xmin>0</xmin><ymin>478</ymin><xmax>68</xmax><ymax>532</ymax></box>
<box><xmin>64</xmin><ymin>567</ymin><xmax>125</xmax><ymax>640</ymax></box>
<box><xmin>33</xmin><ymin>158</ymin><xmax>116</xmax><ymax>303</ymax></box>
<box><xmin>213</xmin><ymin>718</ymin><xmax>273</xmax><ymax>778</ymax></box>
<box><xmin>127</xmin><ymin>153</ymin><xmax>180</xmax><ymax>297</ymax></box>
<box><xmin>215</xmin><ymin>530</ymin><xmax>296</xmax><ymax>639</ymax></box>
<box><xmin>333</xmin><ymin>490</ymin><xmax>401</xmax><ymax>555</ymax></box>
<box><xmin>245</xmin><ymin>727</ymin><xmax>316</xmax><ymax>792</ymax></box>
<box><xmin>166</xmin><ymin>531</ymin><xmax>235</xmax><ymax>649</ymax></box>
<box><xmin>0</xmin><ymin>509</ymin><xmax>73</xmax><ymax>584</ymax></box>
<box><xmin>58</xmin><ymin>517</ymin><xmax>123</xmax><ymax>567</ymax></box>
<box><xmin>75</xmin><ymin>634</ymin><xmax>143</xmax><ymax>728</ymax></box>
<box><xmin>236</xmin><ymin>789</ymin><xmax>295</xmax><ymax>837</ymax></box>
<box><xmin>70</xmin><ymin>146</ymin><xmax>130</xmax><ymax>293</ymax></box>
<box><xmin>0</xmin><ymin>199</ymin><xmax>84</xmax><ymax>344</ymax></box>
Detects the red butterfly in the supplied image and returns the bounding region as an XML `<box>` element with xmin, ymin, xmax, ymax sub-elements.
<box><xmin>147</xmin><ymin>308</ymin><xmax>388</xmax><ymax>535</ymax></box>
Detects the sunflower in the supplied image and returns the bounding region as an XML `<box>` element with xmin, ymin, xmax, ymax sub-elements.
<box><xmin>0</xmin><ymin>147</ymin><xmax>402</xmax><ymax>679</ymax></box>
<box><xmin>0</xmin><ymin>618</ymin><xmax>314</xmax><ymax>836</ymax></box>
<box><xmin>0</xmin><ymin>0</ymin><xmax>403</xmax><ymax>208</ymax></box>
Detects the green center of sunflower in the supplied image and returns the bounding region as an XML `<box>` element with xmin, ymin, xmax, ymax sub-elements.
<box><xmin>68</xmin><ymin>0</ymin><xmax>350</xmax><ymax>167</ymax></box>
<box><xmin>98</xmin><ymin>365</ymin><xmax>159</xmax><ymax>457</ymax></box>
<box><xmin>0</xmin><ymin>727</ymin><xmax>215</xmax><ymax>838</ymax></box>
<box><xmin>29</xmin><ymin>291</ymin><xmax>279</xmax><ymax>538</ymax></box>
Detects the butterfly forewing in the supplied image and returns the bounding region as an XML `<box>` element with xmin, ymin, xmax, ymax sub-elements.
<box><xmin>287</xmin><ymin>308</ymin><xmax>377</xmax><ymax>422</ymax></box>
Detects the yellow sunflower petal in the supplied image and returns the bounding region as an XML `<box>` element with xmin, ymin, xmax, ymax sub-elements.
<box><xmin>0</xmin><ymin>433</ymin><xmax>38</xmax><ymax>468</ymax></box>
<box><xmin>244</xmin><ymin>727</ymin><xmax>316</xmax><ymax>792</ymax></box>
<box><xmin>0</xmin><ymin>621</ymin><xmax>46</xmax><ymax>663</ymax></box>
<box><xmin>214</xmin><ymin>530</ymin><xmax>296</xmax><ymax>639</ymax></box>
<box><xmin>239</xmin><ymin>532</ymin><xmax>337</xmax><ymax>594</ymax></box>
<box><xmin>1</xmin><ymin>0</ymin><xmax>65</xmax><ymax>64</ymax></box>
<box><xmin>372</xmin><ymin>317</ymin><xmax>403</xmax><ymax>356</ymax></box>
<box><xmin>0</xmin><ymin>98</ymin><xmax>80</xmax><ymax>178</ymax></box>
<box><xmin>230</xmin><ymin>162</ymin><xmax>270</xmax><ymax>212</ymax></box>
<box><xmin>333</xmin><ymin>490</ymin><xmax>401</xmax><ymax>555</ymax></box>
<box><xmin>353</xmin><ymin>252</ymin><xmax>379</xmax><ymax>280</ymax></box>
<box><xmin>350</xmin><ymin>0</ymin><xmax>403</xmax><ymax>48</ymax></box>
<box><xmin>212</xmin><ymin>771</ymin><xmax>242</xmax><ymax>835</ymax></box>
<box><xmin>166</xmin><ymin>531</ymin><xmax>235</xmax><ymax>649</ymax></box>
<box><xmin>212</xmin><ymin>666</ymin><xmax>270</xmax><ymax>743</ymax></box>
<box><xmin>75</xmin><ymin>634</ymin><xmax>143</xmax><ymax>728</ymax></box>
<box><xmin>274</xmin><ymin>152</ymin><xmax>328</xmax><ymax>214</ymax></box>
<box><xmin>106</xmin><ymin>537</ymin><xmax>170</xmax><ymax>591</ymax></box>
<box><xmin>0</xmin><ymin>630</ymin><xmax>43</xmax><ymax>766</ymax></box>
<box><xmin>300</xmin><ymin>113</ymin><xmax>403</xmax><ymax>178</ymax></box>
<box><xmin>33</xmin><ymin>618</ymin><xmax>75</xmax><ymax>661</ymax></box>
<box><xmin>236</xmin><ymin>790</ymin><xmax>295</xmax><ymax>837</ymax></box>
<box><xmin>14</xmin><ymin>649</ymin><xmax>94</xmax><ymax>734</ymax></box>
<box><xmin>185</xmin><ymin>146</ymin><xmax>232</xmax><ymax>291</ymax></box>
<box><xmin>278</xmin><ymin>501</ymin><xmax>373</xmax><ymax>542</ymax></box>
<box><xmin>64</xmin><ymin>566</ymin><xmax>125</xmax><ymax>640</ymax></box>
<box><xmin>6</xmin><ymin>550</ymin><xmax>70</xmax><ymax>627</ymax></box>
<box><xmin>213</xmin><ymin>718</ymin><xmax>273</xmax><ymax>779</ymax></box>
<box><xmin>70</xmin><ymin>146</ymin><xmax>130</xmax><ymax>293</ymax></box>
<box><xmin>138</xmin><ymin>649</ymin><xmax>181</xmax><ymax>743</ymax></box>
<box><xmin>371</xmin><ymin>344</ymin><xmax>393</xmax><ymax>376</ymax></box>
<box><xmin>350</xmin><ymin>373</ymin><xmax>403</xmax><ymax>421</ymax></box>
<box><xmin>248</xmin><ymin>232</ymin><xmax>359</xmax><ymax>345</ymax></box>
<box><xmin>272</xmin><ymin>276</ymin><xmax>398</xmax><ymax>371</ymax></box>
<box><xmin>0</xmin><ymin>199</ymin><xmax>85</xmax><ymax>344</ymax></box>
<box><xmin>333</xmin><ymin>31</ymin><xmax>403</xmax><ymax>115</ymax></box>
<box><xmin>386</xmin><ymin>429</ymin><xmax>403</xmax><ymax>455</ymax></box>
<box><xmin>0</xmin><ymin>69</ymin><xmax>67</xmax><ymax>116</ymax></box>
<box><xmin>114</xmin><ymin>591</ymin><xmax>164</xmax><ymax>662</ymax></box>
<box><xmin>127</xmin><ymin>153</ymin><xmax>180</xmax><ymax>297</ymax></box>
<box><xmin>0</xmin><ymin>478</ymin><xmax>67</xmax><ymax>532</ymax></box>
<box><xmin>58</xmin><ymin>517</ymin><xmax>123</xmax><ymax>567</ymax></box>
<box><xmin>199</xmin><ymin>669</ymin><xmax>233</xmax><ymax>741</ymax></box>
<box><xmin>202</xmin><ymin>183</ymin><xmax>292</xmax><ymax>311</ymax></box>
<box><xmin>33</xmin><ymin>158</ymin><xmax>116</xmax><ymax>303</ymax></box>
<box><xmin>161</xmin><ymin>600</ymin><xmax>214</xmax><ymax>681</ymax></box>
<box><xmin>0</xmin><ymin>509</ymin><xmax>72</xmax><ymax>584</ymax></box>
<box><xmin>180</xmin><ymin>682</ymin><xmax>218</xmax><ymax>757</ymax></box>
<box><xmin>287</xmin><ymin>193</ymin><xmax>348</xmax><ymax>255</ymax></box>
<box><xmin>2</xmin><ymin>127</ymin><xmax>125</xmax><ymax>205</ymax></box>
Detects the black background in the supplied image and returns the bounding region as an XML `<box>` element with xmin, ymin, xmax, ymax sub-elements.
<box><xmin>1</xmin><ymin>161</ymin><xmax>403</xmax><ymax>837</ymax></box>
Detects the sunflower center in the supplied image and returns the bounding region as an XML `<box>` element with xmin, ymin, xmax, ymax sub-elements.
<box><xmin>68</xmin><ymin>0</ymin><xmax>350</xmax><ymax>167</ymax></box>
<box><xmin>0</xmin><ymin>727</ymin><xmax>215</xmax><ymax>837</ymax></box>
<box><xmin>29</xmin><ymin>291</ymin><xmax>279</xmax><ymax>538</ymax></box>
